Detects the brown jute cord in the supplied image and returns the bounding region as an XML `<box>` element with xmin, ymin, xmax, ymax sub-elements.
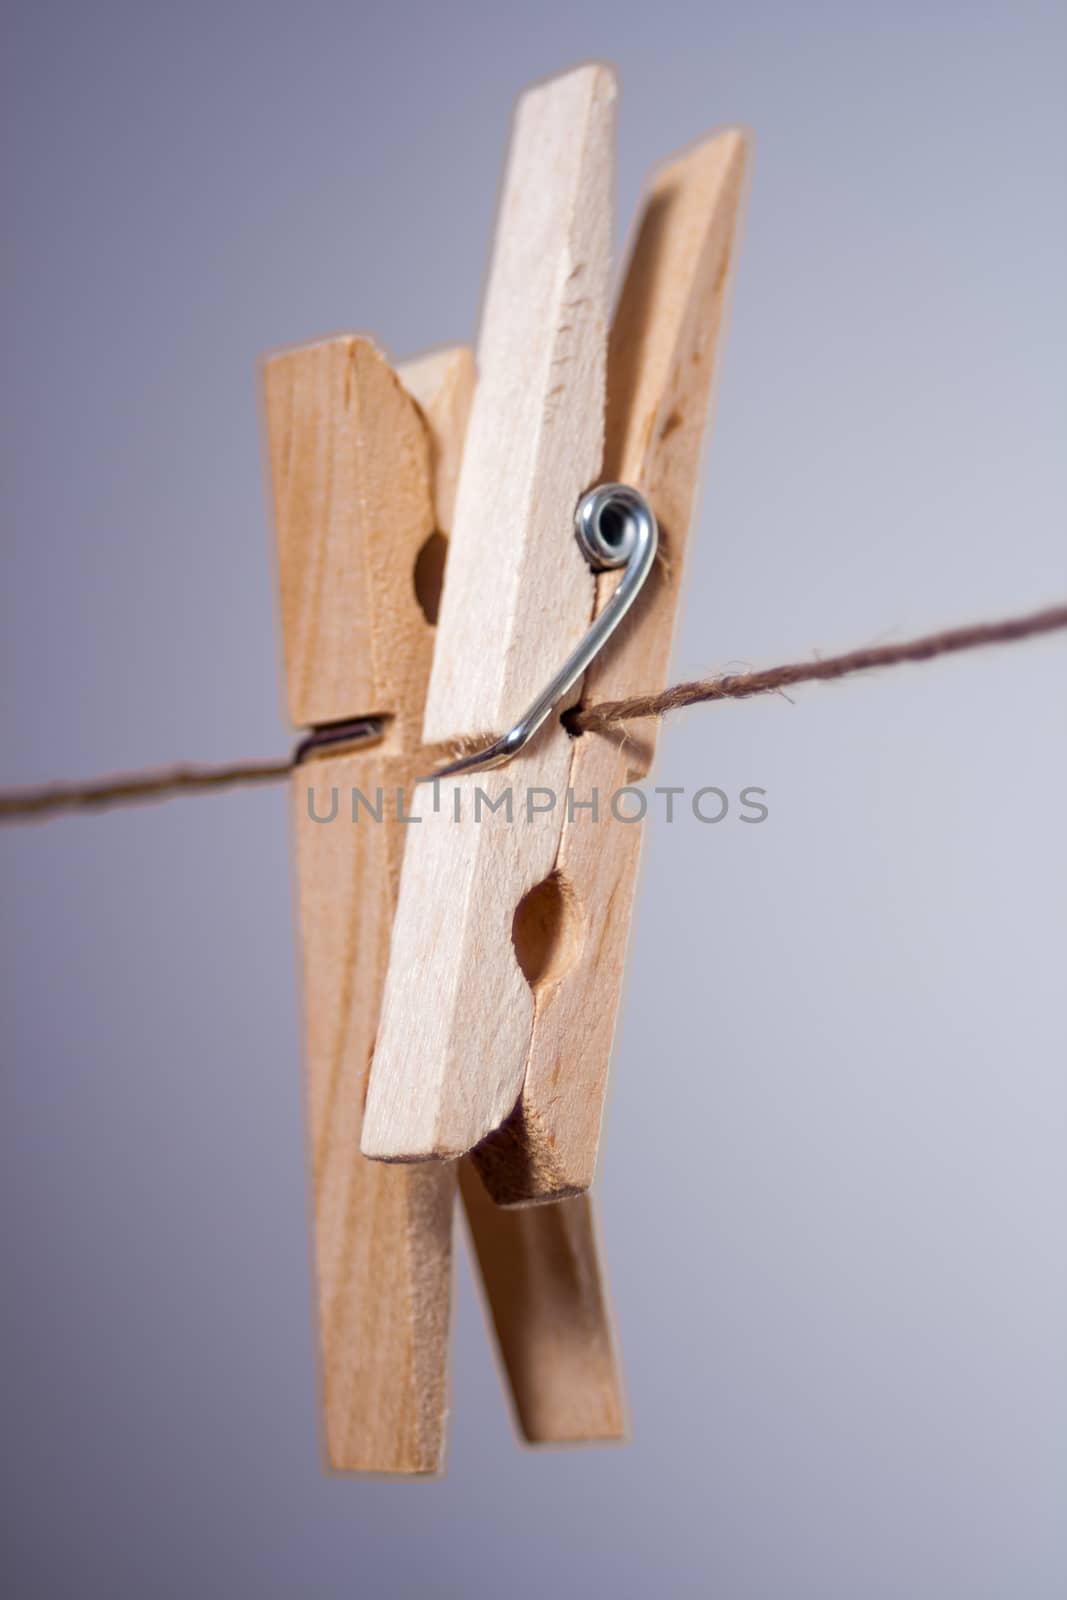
<box><xmin>1</xmin><ymin>600</ymin><xmax>1064</xmax><ymax>824</ymax></box>
<box><xmin>0</xmin><ymin>758</ymin><xmax>297</xmax><ymax>821</ymax></box>
<box><xmin>566</xmin><ymin>601</ymin><xmax>1067</xmax><ymax>735</ymax></box>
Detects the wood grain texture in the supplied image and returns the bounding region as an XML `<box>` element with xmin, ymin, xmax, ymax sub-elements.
<box><xmin>263</xmin><ymin>335</ymin><xmax>438</xmax><ymax>734</ymax></box>
<box><xmin>459</xmin><ymin>1164</ymin><xmax>625</xmax><ymax>1442</ymax></box>
<box><xmin>362</xmin><ymin>62</ymin><xmax>617</xmax><ymax>1163</ymax></box>
<box><xmin>294</xmin><ymin>747</ymin><xmax>454</xmax><ymax>1474</ymax></box>
<box><xmin>473</xmin><ymin>130</ymin><xmax>751</xmax><ymax>1202</ymax></box>
<box><xmin>393</xmin><ymin>349</ymin><xmax>624</xmax><ymax>1445</ymax></box>
<box><xmin>267</xmin><ymin>336</ymin><xmax>466</xmax><ymax>1473</ymax></box>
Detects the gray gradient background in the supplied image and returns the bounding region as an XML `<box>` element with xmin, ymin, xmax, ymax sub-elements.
<box><xmin>2</xmin><ymin>3</ymin><xmax>1065</xmax><ymax>1596</ymax></box>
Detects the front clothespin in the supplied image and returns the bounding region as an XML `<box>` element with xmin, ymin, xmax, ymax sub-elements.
<box><xmin>361</xmin><ymin>64</ymin><xmax>749</xmax><ymax>1203</ymax></box>
<box><xmin>264</xmin><ymin>334</ymin><xmax>624</xmax><ymax>1470</ymax></box>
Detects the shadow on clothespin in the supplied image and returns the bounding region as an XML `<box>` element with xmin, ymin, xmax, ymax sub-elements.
<box><xmin>261</xmin><ymin>55</ymin><xmax>749</xmax><ymax>1474</ymax></box>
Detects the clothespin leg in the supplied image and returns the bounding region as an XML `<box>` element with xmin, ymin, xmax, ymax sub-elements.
<box><xmin>460</xmin><ymin>1167</ymin><xmax>625</xmax><ymax>1442</ymax></box>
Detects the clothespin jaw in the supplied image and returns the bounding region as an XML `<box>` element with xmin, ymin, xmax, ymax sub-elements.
<box><xmin>360</xmin><ymin>65</ymin><xmax>750</xmax><ymax>1204</ymax></box>
<box><xmin>267</xmin><ymin>336</ymin><xmax>441</xmax><ymax>743</ymax></box>
<box><xmin>263</xmin><ymin>332</ymin><xmax>625</xmax><ymax>1467</ymax></box>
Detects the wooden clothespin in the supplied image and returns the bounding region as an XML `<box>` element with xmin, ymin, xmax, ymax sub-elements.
<box><xmin>262</xmin><ymin>57</ymin><xmax>747</xmax><ymax>1471</ymax></box>
<box><xmin>263</xmin><ymin>335</ymin><xmax>624</xmax><ymax>1472</ymax></box>
<box><xmin>361</xmin><ymin>63</ymin><xmax>749</xmax><ymax>1205</ymax></box>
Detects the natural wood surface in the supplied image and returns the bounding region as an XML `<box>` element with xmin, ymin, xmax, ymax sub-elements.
<box><xmin>474</xmin><ymin>130</ymin><xmax>751</xmax><ymax>1202</ymax></box>
<box><xmin>294</xmin><ymin>746</ymin><xmax>454</xmax><ymax>1473</ymax></box>
<box><xmin>264</xmin><ymin>335</ymin><xmax>438</xmax><ymax>735</ymax></box>
<box><xmin>266</xmin><ymin>335</ymin><xmax>460</xmax><ymax>1473</ymax></box>
<box><xmin>459</xmin><ymin>1165</ymin><xmax>625</xmax><ymax>1442</ymax></box>
<box><xmin>362</xmin><ymin>62</ymin><xmax>618</xmax><ymax>1163</ymax></box>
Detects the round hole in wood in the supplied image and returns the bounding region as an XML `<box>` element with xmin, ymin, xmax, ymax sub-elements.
<box><xmin>512</xmin><ymin>870</ymin><xmax>583</xmax><ymax>991</ymax></box>
<box><xmin>413</xmin><ymin>531</ymin><xmax>448</xmax><ymax>626</ymax></box>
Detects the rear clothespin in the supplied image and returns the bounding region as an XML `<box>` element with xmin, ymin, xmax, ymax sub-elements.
<box><xmin>263</xmin><ymin>334</ymin><xmax>624</xmax><ymax>1472</ymax></box>
<box><xmin>361</xmin><ymin>63</ymin><xmax>749</xmax><ymax>1203</ymax></box>
<box><xmin>263</xmin><ymin>335</ymin><xmax>458</xmax><ymax>1474</ymax></box>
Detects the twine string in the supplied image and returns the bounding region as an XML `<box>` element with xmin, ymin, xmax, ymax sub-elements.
<box><xmin>1</xmin><ymin>600</ymin><xmax>1064</xmax><ymax>823</ymax></box>
<box><xmin>567</xmin><ymin>602</ymin><xmax>1067</xmax><ymax>733</ymax></box>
